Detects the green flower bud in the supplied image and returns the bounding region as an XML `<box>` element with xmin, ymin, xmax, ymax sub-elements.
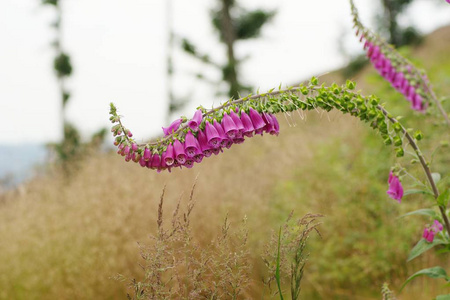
<box><xmin>395</xmin><ymin>148</ymin><xmax>404</xmax><ymax>157</ymax></box>
<box><xmin>393</xmin><ymin>136</ymin><xmax>402</xmax><ymax>146</ymax></box>
<box><xmin>379</xmin><ymin>123</ymin><xmax>388</xmax><ymax>134</ymax></box>
<box><xmin>310</xmin><ymin>76</ymin><xmax>318</xmax><ymax>86</ymax></box>
<box><xmin>393</xmin><ymin>123</ymin><xmax>402</xmax><ymax>132</ymax></box>
<box><xmin>367</xmin><ymin>109</ymin><xmax>377</xmax><ymax>120</ymax></box>
<box><xmin>376</xmin><ymin>112</ymin><xmax>385</xmax><ymax>122</ymax></box>
<box><xmin>346</xmin><ymin>80</ymin><xmax>356</xmax><ymax>90</ymax></box>
<box><xmin>370</xmin><ymin>96</ymin><xmax>380</xmax><ymax>106</ymax></box>
<box><xmin>359</xmin><ymin>104</ymin><xmax>367</xmax><ymax>112</ymax></box>
<box><xmin>414</xmin><ymin>130</ymin><xmax>423</xmax><ymax>141</ymax></box>
<box><xmin>384</xmin><ymin>137</ymin><xmax>392</xmax><ymax>145</ymax></box>
<box><xmin>301</xmin><ymin>87</ymin><xmax>308</xmax><ymax>95</ymax></box>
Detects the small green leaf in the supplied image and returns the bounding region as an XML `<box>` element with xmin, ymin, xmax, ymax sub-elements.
<box><xmin>399</xmin><ymin>208</ymin><xmax>437</xmax><ymax>219</ymax></box>
<box><xmin>401</xmin><ymin>267</ymin><xmax>449</xmax><ymax>291</ymax></box>
<box><xmin>432</xmin><ymin>173</ymin><xmax>442</xmax><ymax>184</ymax></box>
<box><xmin>437</xmin><ymin>189</ymin><xmax>450</xmax><ymax>207</ymax></box>
<box><xmin>404</xmin><ymin>189</ymin><xmax>434</xmax><ymax>196</ymax></box>
<box><xmin>436</xmin><ymin>294</ymin><xmax>450</xmax><ymax>300</ymax></box>
<box><xmin>407</xmin><ymin>239</ymin><xmax>446</xmax><ymax>262</ymax></box>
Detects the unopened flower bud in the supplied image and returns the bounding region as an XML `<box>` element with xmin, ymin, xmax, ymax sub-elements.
<box><xmin>393</xmin><ymin>136</ymin><xmax>402</xmax><ymax>146</ymax></box>
<box><xmin>414</xmin><ymin>130</ymin><xmax>423</xmax><ymax>141</ymax></box>
<box><xmin>393</xmin><ymin>123</ymin><xmax>402</xmax><ymax>132</ymax></box>
<box><xmin>346</xmin><ymin>80</ymin><xmax>356</xmax><ymax>90</ymax></box>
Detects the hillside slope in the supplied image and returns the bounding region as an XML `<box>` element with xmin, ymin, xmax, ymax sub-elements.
<box><xmin>1</xmin><ymin>26</ymin><xmax>449</xmax><ymax>299</ymax></box>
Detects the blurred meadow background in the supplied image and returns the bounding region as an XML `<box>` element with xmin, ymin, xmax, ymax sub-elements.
<box><xmin>1</xmin><ymin>0</ymin><xmax>450</xmax><ymax>299</ymax></box>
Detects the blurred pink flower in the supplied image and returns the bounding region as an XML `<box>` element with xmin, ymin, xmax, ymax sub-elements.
<box><xmin>387</xmin><ymin>171</ymin><xmax>403</xmax><ymax>202</ymax></box>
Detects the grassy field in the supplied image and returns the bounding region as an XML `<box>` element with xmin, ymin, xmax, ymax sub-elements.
<box><xmin>1</xmin><ymin>26</ymin><xmax>449</xmax><ymax>299</ymax></box>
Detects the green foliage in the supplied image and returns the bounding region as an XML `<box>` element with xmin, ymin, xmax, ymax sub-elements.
<box><xmin>41</xmin><ymin>0</ymin><xmax>58</xmax><ymax>5</ymax></box>
<box><xmin>399</xmin><ymin>208</ymin><xmax>437</xmax><ymax>219</ymax></box>
<box><xmin>377</xmin><ymin>0</ymin><xmax>422</xmax><ymax>47</ymax></box>
<box><xmin>53</xmin><ymin>52</ymin><xmax>73</xmax><ymax>78</ymax></box>
<box><xmin>401</xmin><ymin>266</ymin><xmax>450</xmax><ymax>290</ymax></box>
<box><xmin>212</xmin><ymin>8</ymin><xmax>275</xmax><ymax>40</ymax></box>
<box><xmin>53</xmin><ymin>122</ymin><xmax>81</xmax><ymax>162</ymax></box>
<box><xmin>407</xmin><ymin>238</ymin><xmax>446</xmax><ymax>262</ymax></box>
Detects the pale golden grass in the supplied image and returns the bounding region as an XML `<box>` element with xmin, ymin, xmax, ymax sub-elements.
<box><xmin>1</xmin><ymin>110</ymin><xmax>447</xmax><ymax>299</ymax></box>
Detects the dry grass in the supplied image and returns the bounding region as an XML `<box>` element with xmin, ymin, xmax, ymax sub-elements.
<box><xmin>1</xmin><ymin>26</ymin><xmax>450</xmax><ymax>300</ymax></box>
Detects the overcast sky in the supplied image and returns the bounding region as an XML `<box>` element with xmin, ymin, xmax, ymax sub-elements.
<box><xmin>0</xmin><ymin>0</ymin><xmax>448</xmax><ymax>145</ymax></box>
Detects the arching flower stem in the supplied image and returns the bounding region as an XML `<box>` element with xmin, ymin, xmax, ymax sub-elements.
<box><xmin>377</xmin><ymin>105</ymin><xmax>450</xmax><ymax>234</ymax></box>
<box><xmin>110</xmin><ymin>80</ymin><xmax>449</xmax><ymax>235</ymax></box>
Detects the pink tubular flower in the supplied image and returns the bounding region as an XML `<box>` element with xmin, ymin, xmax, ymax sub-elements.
<box><xmin>184</xmin><ymin>159</ymin><xmax>194</xmax><ymax>169</ymax></box>
<box><xmin>205</xmin><ymin>121</ymin><xmax>221</xmax><ymax>148</ymax></box>
<box><xmin>123</xmin><ymin>145</ymin><xmax>130</xmax><ymax>156</ymax></box>
<box><xmin>249</xmin><ymin>108</ymin><xmax>266</xmax><ymax>131</ymax></box>
<box><xmin>422</xmin><ymin>228</ymin><xmax>435</xmax><ymax>243</ymax></box>
<box><xmin>197</xmin><ymin>129</ymin><xmax>212</xmax><ymax>157</ymax></box>
<box><xmin>431</xmin><ymin>220</ymin><xmax>443</xmax><ymax>232</ymax></box>
<box><xmin>423</xmin><ymin>220</ymin><xmax>443</xmax><ymax>243</ymax></box>
<box><xmin>188</xmin><ymin>109</ymin><xmax>203</xmax><ymax>132</ymax></box>
<box><xmin>150</xmin><ymin>153</ymin><xmax>161</xmax><ymax>169</ymax></box>
<box><xmin>193</xmin><ymin>153</ymin><xmax>204</xmax><ymax>163</ymax></box>
<box><xmin>162</xmin><ymin>144</ymin><xmax>174</xmax><ymax>166</ymax></box>
<box><xmin>386</xmin><ymin>171</ymin><xmax>403</xmax><ymax>202</ymax></box>
<box><xmin>144</xmin><ymin>148</ymin><xmax>151</xmax><ymax>161</ymax></box>
<box><xmin>221</xmin><ymin>113</ymin><xmax>238</xmax><ymax>139</ymax></box>
<box><xmin>139</xmin><ymin>156</ymin><xmax>147</xmax><ymax>167</ymax></box>
<box><xmin>214</xmin><ymin>120</ymin><xmax>232</xmax><ymax>148</ymax></box>
<box><xmin>229</xmin><ymin>111</ymin><xmax>245</xmax><ymax>137</ymax></box>
<box><xmin>173</xmin><ymin>140</ymin><xmax>186</xmax><ymax>164</ymax></box>
<box><xmin>184</xmin><ymin>131</ymin><xmax>200</xmax><ymax>158</ymax></box>
<box><xmin>162</xmin><ymin>118</ymin><xmax>183</xmax><ymax>136</ymax></box>
<box><xmin>262</xmin><ymin>113</ymin><xmax>274</xmax><ymax>133</ymax></box>
<box><xmin>355</xmin><ymin>24</ymin><xmax>429</xmax><ymax>113</ymax></box>
<box><xmin>240</xmin><ymin>110</ymin><xmax>255</xmax><ymax>137</ymax></box>
<box><xmin>271</xmin><ymin>115</ymin><xmax>280</xmax><ymax>135</ymax></box>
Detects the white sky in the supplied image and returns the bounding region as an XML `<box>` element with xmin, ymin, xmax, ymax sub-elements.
<box><xmin>0</xmin><ymin>0</ymin><xmax>448</xmax><ymax>145</ymax></box>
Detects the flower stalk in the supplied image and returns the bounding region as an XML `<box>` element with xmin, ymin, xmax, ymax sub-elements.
<box><xmin>109</xmin><ymin>78</ymin><xmax>449</xmax><ymax>236</ymax></box>
<box><xmin>349</xmin><ymin>0</ymin><xmax>449</xmax><ymax>125</ymax></box>
<box><xmin>377</xmin><ymin>105</ymin><xmax>450</xmax><ymax>234</ymax></box>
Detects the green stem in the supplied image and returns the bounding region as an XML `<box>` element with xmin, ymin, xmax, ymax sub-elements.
<box><xmin>377</xmin><ymin>105</ymin><xmax>450</xmax><ymax>234</ymax></box>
